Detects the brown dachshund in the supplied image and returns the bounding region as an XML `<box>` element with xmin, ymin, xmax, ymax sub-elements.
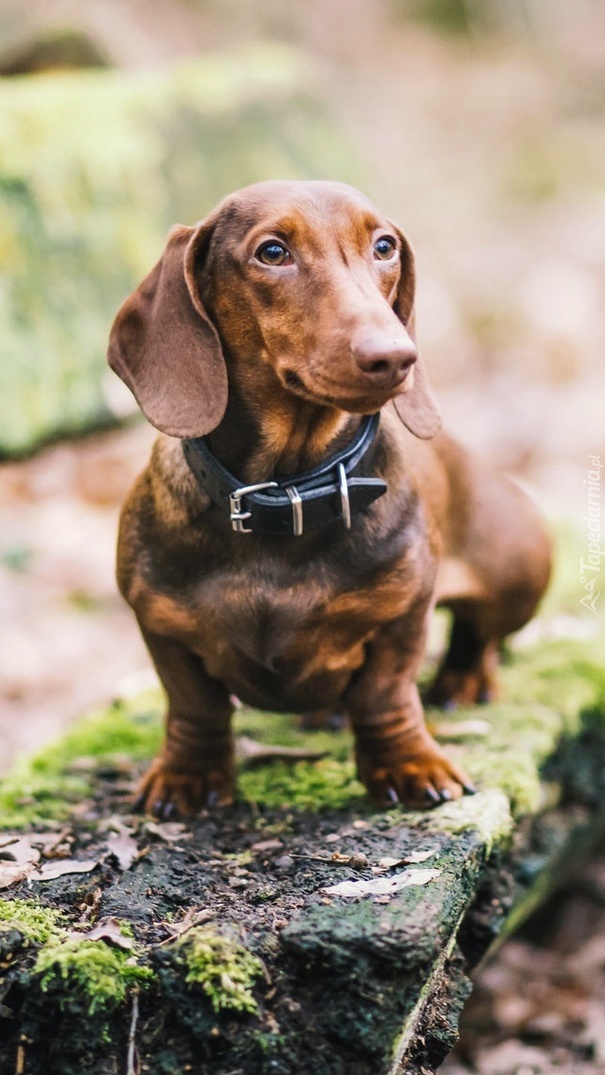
<box><xmin>108</xmin><ymin>180</ymin><xmax>551</xmax><ymax>816</ymax></box>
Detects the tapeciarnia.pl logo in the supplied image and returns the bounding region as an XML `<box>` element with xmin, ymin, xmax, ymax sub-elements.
<box><xmin>579</xmin><ymin>454</ymin><xmax>602</xmax><ymax>617</ymax></box>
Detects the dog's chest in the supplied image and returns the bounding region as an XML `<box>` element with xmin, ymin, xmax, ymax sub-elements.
<box><xmin>136</xmin><ymin>522</ymin><xmax>417</xmax><ymax>709</ymax></box>
<box><xmin>194</xmin><ymin>561</ymin><xmax>360</xmax><ymax>673</ymax></box>
<box><xmin>142</xmin><ymin>548</ymin><xmax>404</xmax><ymax>702</ymax></box>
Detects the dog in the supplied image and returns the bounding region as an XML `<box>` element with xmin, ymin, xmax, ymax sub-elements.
<box><xmin>108</xmin><ymin>180</ymin><xmax>551</xmax><ymax>817</ymax></box>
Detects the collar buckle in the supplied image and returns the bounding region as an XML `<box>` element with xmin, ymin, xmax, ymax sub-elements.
<box><xmin>285</xmin><ymin>485</ymin><xmax>304</xmax><ymax>536</ymax></box>
<box><xmin>229</xmin><ymin>481</ymin><xmax>278</xmax><ymax>533</ymax></box>
<box><xmin>337</xmin><ymin>463</ymin><xmax>352</xmax><ymax>530</ymax></box>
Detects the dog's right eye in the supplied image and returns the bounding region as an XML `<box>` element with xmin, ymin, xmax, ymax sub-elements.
<box><xmin>254</xmin><ymin>241</ymin><xmax>292</xmax><ymax>266</ymax></box>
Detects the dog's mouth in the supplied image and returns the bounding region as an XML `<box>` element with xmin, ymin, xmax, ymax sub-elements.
<box><xmin>280</xmin><ymin>365</ymin><xmax>410</xmax><ymax>413</ymax></box>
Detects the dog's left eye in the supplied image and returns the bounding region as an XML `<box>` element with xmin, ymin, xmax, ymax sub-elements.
<box><xmin>373</xmin><ymin>236</ymin><xmax>398</xmax><ymax>261</ymax></box>
<box><xmin>255</xmin><ymin>241</ymin><xmax>292</xmax><ymax>266</ymax></box>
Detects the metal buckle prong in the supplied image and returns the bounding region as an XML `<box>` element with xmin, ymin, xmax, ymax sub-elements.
<box><xmin>285</xmin><ymin>485</ymin><xmax>303</xmax><ymax>537</ymax></box>
<box><xmin>338</xmin><ymin>463</ymin><xmax>352</xmax><ymax>530</ymax></box>
<box><xmin>229</xmin><ymin>481</ymin><xmax>278</xmax><ymax>533</ymax></box>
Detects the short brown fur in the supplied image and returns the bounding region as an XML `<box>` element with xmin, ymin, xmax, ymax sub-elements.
<box><xmin>108</xmin><ymin>181</ymin><xmax>551</xmax><ymax>815</ymax></box>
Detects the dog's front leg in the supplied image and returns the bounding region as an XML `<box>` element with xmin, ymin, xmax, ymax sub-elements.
<box><xmin>345</xmin><ymin>605</ymin><xmax>475</xmax><ymax>808</ymax></box>
<box><xmin>134</xmin><ymin>628</ymin><xmax>235</xmax><ymax>818</ymax></box>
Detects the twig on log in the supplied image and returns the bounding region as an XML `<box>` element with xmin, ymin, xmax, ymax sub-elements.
<box><xmin>126</xmin><ymin>989</ymin><xmax>140</xmax><ymax>1075</ymax></box>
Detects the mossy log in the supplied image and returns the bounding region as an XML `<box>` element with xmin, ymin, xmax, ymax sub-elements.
<box><xmin>0</xmin><ymin>47</ymin><xmax>362</xmax><ymax>456</ymax></box>
<box><xmin>1</xmin><ymin>638</ymin><xmax>604</xmax><ymax>1074</ymax></box>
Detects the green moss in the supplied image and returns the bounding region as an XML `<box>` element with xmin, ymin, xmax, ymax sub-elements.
<box><xmin>427</xmin><ymin>637</ymin><xmax>605</xmax><ymax>819</ymax></box>
<box><xmin>0</xmin><ymin>692</ymin><xmax>162</xmax><ymax>828</ymax></box>
<box><xmin>235</xmin><ymin>707</ymin><xmax>364</xmax><ymax>810</ymax></box>
<box><xmin>178</xmin><ymin>927</ymin><xmax>263</xmax><ymax>1015</ymax></box>
<box><xmin>239</xmin><ymin>756</ymin><xmax>365</xmax><ymax>812</ymax></box>
<box><xmin>444</xmin><ymin>700</ymin><xmax>564</xmax><ymax>817</ymax></box>
<box><xmin>34</xmin><ymin>935</ymin><xmax>153</xmax><ymax>1014</ymax></box>
<box><xmin>236</xmin><ymin>707</ymin><xmax>352</xmax><ymax>760</ymax></box>
<box><xmin>0</xmin><ymin>897</ymin><xmax>67</xmax><ymax>944</ymax></box>
<box><xmin>502</xmin><ymin>641</ymin><xmax>605</xmax><ymax>722</ymax></box>
<box><xmin>0</xmin><ymin>897</ymin><xmax>153</xmax><ymax>1025</ymax></box>
<box><xmin>422</xmin><ymin>789</ymin><xmax>514</xmax><ymax>854</ymax></box>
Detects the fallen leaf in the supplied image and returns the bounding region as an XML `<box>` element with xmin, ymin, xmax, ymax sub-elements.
<box><xmin>35</xmin><ymin>858</ymin><xmax>99</xmax><ymax>882</ymax></box>
<box><xmin>405</xmin><ymin>848</ymin><xmax>439</xmax><ymax>863</ymax></box>
<box><xmin>377</xmin><ymin>848</ymin><xmax>438</xmax><ymax>870</ymax></box>
<box><xmin>79</xmin><ymin>887</ymin><xmax>103</xmax><ymax>921</ymax></box>
<box><xmin>324</xmin><ymin>867</ymin><xmax>441</xmax><ymax>899</ymax></box>
<box><xmin>76</xmin><ymin>918</ymin><xmax>135</xmax><ymax>950</ymax></box>
<box><xmin>36</xmin><ymin>829</ymin><xmax>75</xmax><ymax>860</ymax></box>
<box><xmin>106</xmin><ymin>830</ymin><xmax>139</xmax><ymax>871</ymax></box>
<box><xmin>251</xmin><ymin>839</ymin><xmax>284</xmax><ymax>853</ymax></box>
<box><xmin>143</xmin><ymin>821</ymin><xmax>191</xmax><ymax>843</ymax></box>
<box><xmin>151</xmin><ymin>907</ymin><xmax>215</xmax><ymax>949</ymax></box>
<box><xmin>0</xmin><ymin>836</ymin><xmax>40</xmax><ymax>889</ymax></box>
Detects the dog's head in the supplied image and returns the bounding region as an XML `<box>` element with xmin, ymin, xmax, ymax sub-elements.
<box><xmin>108</xmin><ymin>180</ymin><xmax>441</xmax><ymax>439</ymax></box>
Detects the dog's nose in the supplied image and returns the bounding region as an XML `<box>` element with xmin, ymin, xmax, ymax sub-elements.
<box><xmin>352</xmin><ymin>332</ymin><xmax>417</xmax><ymax>388</ymax></box>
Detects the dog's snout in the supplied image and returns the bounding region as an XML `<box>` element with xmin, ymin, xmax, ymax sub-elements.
<box><xmin>352</xmin><ymin>333</ymin><xmax>417</xmax><ymax>388</ymax></box>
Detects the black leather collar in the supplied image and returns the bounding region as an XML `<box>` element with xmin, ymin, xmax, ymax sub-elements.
<box><xmin>182</xmin><ymin>414</ymin><xmax>387</xmax><ymax>536</ymax></box>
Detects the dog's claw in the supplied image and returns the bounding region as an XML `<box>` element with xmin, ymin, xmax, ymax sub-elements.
<box><xmin>423</xmin><ymin>786</ymin><xmax>441</xmax><ymax>804</ymax></box>
<box><xmin>463</xmin><ymin>782</ymin><xmax>478</xmax><ymax>796</ymax></box>
<box><xmin>441</xmin><ymin>699</ymin><xmax>458</xmax><ymax>712</ymax></box>
<box><xmin>438</xmin><ymin>787</ymin><xmax>452</xmax><ymax>801</ymax></box>
<box><xmin>384</xmin><ymin>786</ymin><xmax>400</xmax><ymax>805</ymax></box>
<box><xmin>206</xmin><ymin>790</ymin><xmax>220</xmax><ymax>809</ymax></box>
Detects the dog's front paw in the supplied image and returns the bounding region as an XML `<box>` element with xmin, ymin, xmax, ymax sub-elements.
<box><xmin>133</xmin><ymin>757</ymin><xmax>235</xmax><ymax>819</ymax></box>
<box><xmin>356</xmin><ymin>737</ymin><xmax>476</xmax><ymax>810</ymax></box>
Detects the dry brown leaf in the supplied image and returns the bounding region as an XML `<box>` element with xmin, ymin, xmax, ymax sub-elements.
<box><xmin>251</xmin><ymin>839</ymin><xmax>284</xmax><ymax>853</ymax></box>
<box><xmin>35</xmin><ymin>858</ymin><xmax>99</xmax><ymax>882</ymax></box>
<box><xmin>151</xmin><ymin>906</ymin><xmax>215</xmax><ymax>950</ymax></box>
<box><xmin>143</xmin><ymin>821</ymin><xmax>191</xmax><ymax>844</ymax></box>
<box><xmin>376</xmin><ymin>848</ymin><xmax>438</xmax><ymax>871</ymax></box>
<box><xmin>0</xmin><ymin>835</ymin><xmax>40</xmax><ymax>889</ymax></box>
<box><xmin>76</xmin><ymin>917</ymin><xmax>135</xmax><ymax>950</ymax></box>
<box><xmin>106</xmin><ymin>830</ymin><xmax>139</xmax><ymax>871</ymax></box>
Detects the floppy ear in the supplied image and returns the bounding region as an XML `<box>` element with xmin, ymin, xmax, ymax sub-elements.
<box><xmin>107</xmin><ymin>221</ymin><xmax>228</xmax><ymax>438</ymax></box>
<box><xmin>390</xmin><ymin>228</ymin><xmax>442</xmax><ymax>440</ymax></box>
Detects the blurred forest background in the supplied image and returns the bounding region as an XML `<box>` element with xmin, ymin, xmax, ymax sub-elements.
<box><xmin>0</xmin><ymin>2</ymin><xmax>604</xmax><ymax>1070</ymax></box>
